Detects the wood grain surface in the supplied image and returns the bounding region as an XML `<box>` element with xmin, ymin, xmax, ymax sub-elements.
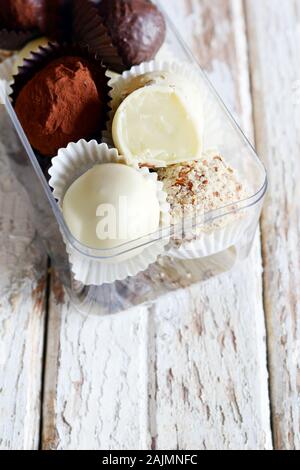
<box><xmin>0</xmin><ymin>111</ymin><xmax>47</xmax><ymax>450</ymax></box>
<box><xmin>246</xmin><ymin>0</ymin><xmax>300</xmax><ymax>451</ymax></box>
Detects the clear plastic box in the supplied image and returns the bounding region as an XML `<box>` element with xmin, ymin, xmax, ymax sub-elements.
<box><xmin>0</xmin><ymin>2</ymin><xmax>267</xmax><ymax>315</ymax></box>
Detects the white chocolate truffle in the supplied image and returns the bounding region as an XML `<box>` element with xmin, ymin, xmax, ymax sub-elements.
<box><xmin>63</xmin><ymin>163</ymin><xmax>160</xmax><ymax>250</ymax></box>
<box><xmin>112</xmin><ymin>70</ymin><xmax>202</xmax><ymax>112</ymax></box>
<box><xmin>112</xmin><ymin>84</ymin><xmax>202</xmax><ymax>167</ymax></box>
<box><xmin>12</xmin><ymin>37</ymin><xmax>49</xmax><ymax>75</ymax></box>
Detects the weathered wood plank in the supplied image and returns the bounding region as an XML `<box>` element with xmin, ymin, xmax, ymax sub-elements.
<box><xmin>0</xmin><ymin>108</ymin><xmax>48</xmax><ymax>450</ymax></box>
<box><xmin>246</xmin><ymin>0</ymin><xmax>300</xmax><ymax>450</ymax></box>
<box><xmin>149</xmin><ymin>248</ymin><xmax>271</xmax><ymax>450</ymax></box>
<box><xmin>42</xmin><ymin>0</ymin><xmax>272</xmax><ymax>450</ymax></box>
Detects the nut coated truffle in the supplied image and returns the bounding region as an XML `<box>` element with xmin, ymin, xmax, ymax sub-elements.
<box><xmin>15</xmin><ymin>56</ymin><xmax>106</xmax><ymax>156</ymax></box>
<box><xmin>98</xmin><ymin>0</ymin><xmax>166</xmax><ymax>67</ymax></box>
<box><xmin>0</xmin><ymin>0</ymin><xmax>45</xmax><ymax>31</ymax></box>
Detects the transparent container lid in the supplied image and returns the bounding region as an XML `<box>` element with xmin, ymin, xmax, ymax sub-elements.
<box><xmin>0</xmin><ymin>0</ymin><xmax>267</xmax><ymax>263</ymax></box>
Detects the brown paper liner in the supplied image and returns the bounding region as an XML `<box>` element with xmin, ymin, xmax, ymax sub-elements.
<box><xmin>0</xmin><ymin>28</ymin><xmax>38</xmax><ymax>51</ymax></box>
<box><xmin>43</xmin><ymin>0</ymin><xmax>74</xmax><ymax>42</ymax></box>
<box><xmin>72</xmin><ymin>0</ymin><xmax>126</xmax><ymax>73</ymax></box>
<box><xmin>10</xmin><ymin>42</ymin><xmax>112</xmax><ymax>172</ymax></box>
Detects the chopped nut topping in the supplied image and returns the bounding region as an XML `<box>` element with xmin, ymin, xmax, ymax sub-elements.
<box><xmin>157</xmin><ymin>153</ymin><xmax>250</xmax><ymax>235</ymax></box>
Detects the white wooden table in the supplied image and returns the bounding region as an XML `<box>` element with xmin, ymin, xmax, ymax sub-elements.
<box><xmin>0</xmin><ymin>0</ymin><xmax>299</xmax><ymax>450</ymax></box>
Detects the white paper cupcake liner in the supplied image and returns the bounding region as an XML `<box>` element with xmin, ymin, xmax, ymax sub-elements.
<box><xmin>106</xmin><ymin>60</ymin><xmax>224</xmax><ymax>164</ymax></box>
<box><xmin>0</xmin><ymin>55</ymin><xmax>16</xmax><ymax>100</ymax></box>
<box><xmin>48</xmin><ymin>140</ymin><xmax>170</xmax><ymax>286</ymax></box>
<box><xmin>167</xmin><ymin>209</ymin><xmax>252</xmax><ymax>260</ymax></box>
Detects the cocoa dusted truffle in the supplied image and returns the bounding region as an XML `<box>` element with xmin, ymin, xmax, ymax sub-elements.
<box><xmin>15</xmin><ymin>56</ymin><xmax>107</xmax><ymax>156</ymax></box>
<box><xmin>0</xmin><ymin>0</ymin><xmax>45</xmax><ymax>31</ymax></box>
<box><xmin>98</xmin><ymin>0</ymin><xmax>166</xmax><ymax>67</ymax></box>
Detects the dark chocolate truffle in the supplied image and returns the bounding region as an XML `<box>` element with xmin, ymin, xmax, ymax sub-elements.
<box><xmin>0</xmin><ymin>0</ymin><xmax>45</xmax><ymax>31</ymax></box>
<box><xmin>15</xmin><ymin>56</ymin><xmax>106</xmax><ymax>156</ymax></box>
<box><xmin>0</xmin><ymin>0</ymin><xmax>72</xmax><ymax>42</ymax></box>
<box><xmin>98</xmin><ymin>0</ymin><xmax>166</xmax><ymax>67</ymax></box>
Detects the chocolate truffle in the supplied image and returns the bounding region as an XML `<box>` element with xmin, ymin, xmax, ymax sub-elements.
<box><xmin>63</xmin><ymin>163</ymin><xmax>161</xmax><ymax>250</ymax></box>
<box><xmin>113</xmin><ymin>85</ymin><xmax>202</xmax><ymax>168</ymax></box>
<box><xmin>112</xmin><ymin>70</ymin><xmax>204</xmax><ymax>168</ymax></box>
<box><xmin>0</xmin><ymin>0</ymin><xmax>72</xmax><ymax>41</ymax></box>
<box><xmin>0</xmin><ymin>0</ymin><xmax>45</xmax><ymax>31</ymax></box>
<box><xmin>98</xmin><ymin>0</ymin><xmax>166</xmax><ymax>67</ymax></box>
<box><xmin>157</xmin><ymin>155</ymin><xmax>249</xmax><ymax>232</ymax></box>
<box><xmin>15</xmin><ymin>56</ymin><xmax>106</xmax><ymax>156</ymax></box>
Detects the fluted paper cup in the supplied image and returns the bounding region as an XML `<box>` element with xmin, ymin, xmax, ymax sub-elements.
<box><xmin>0</xmin><ymin>54</ymin><xmax>16</xmax><ymax>96</ymax></box>
<box><xmin>48</xmin><ymin>140</ymin><xmax>170</xmax><ymax>286</ymax></box>
<box><xmin>167</xmin><ymin>210</ymin><xmax>252</xmax><ymax>259</ymax></box>
<box><xmin>72</xmin><ymin>0</ymin><xmax>125</xmax><ymax>73</ymax></box>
